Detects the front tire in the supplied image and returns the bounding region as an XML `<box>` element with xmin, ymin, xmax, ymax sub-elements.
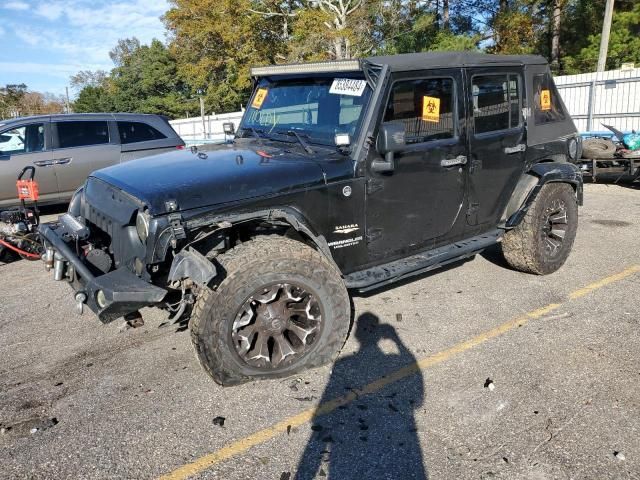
<box><xmin>190</xmin><ymin>236</ymin><xmax>351</xmax><ymax>386</ymax></box>
<box><xmin>501</xmin><ymin>183</ymin><xmax>578</xmax><ymax>275</ymax></box>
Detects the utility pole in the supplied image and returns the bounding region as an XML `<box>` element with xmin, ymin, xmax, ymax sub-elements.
<box><xmin>597</xmin><ymin>0</ymin><xmax>615</xmax><ymax>72</ymax></box>
<box><xmin>199</xmin><ymin>95</ymin><xmax>206</xmax><ymax>138</ymax></box>
<box><xmin>65</xmin><ymin>86</ymin><xmax>71</xmax><ymax>114</ymax></box>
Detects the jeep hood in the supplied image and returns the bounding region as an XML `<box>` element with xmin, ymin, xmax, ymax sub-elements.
<box><xmin>91</xmin><ymin>144</ymin><xmax>345</xmax><ymax>215</ymax></box>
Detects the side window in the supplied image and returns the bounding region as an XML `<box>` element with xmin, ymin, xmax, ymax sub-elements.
<box><xmin>472</xmin><ymin>74</ymin><xmax>521</xmax><ymax>134</ymax></box>
<box><xmin>533</xmin><ymin>73</ymin><xmax>566</xmax><ymax>124</ymax></box>
<box><xmin>0</xmin><ymin>123</ymin><xmax>45</xmax><ymax>155</ymax></box>
<box><xmin>384</xmin><ymin>77</ymin><xmax>455</xmax><ymax>144</ymax></box>
<box><xmin>56</xmin><ymin>121</ymin><xmax>110</xmax><ymax>149</ymax></box>
<box><xmin>117</xmin><ymin>121</ymin><xmax>167</xmax><ymax>144</ymax></box>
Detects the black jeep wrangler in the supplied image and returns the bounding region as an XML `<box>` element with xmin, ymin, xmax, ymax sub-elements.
<box><xmin>40</xmin><ymin>52</ymin><xmax>583</xmax><ymax>385</ymax></box>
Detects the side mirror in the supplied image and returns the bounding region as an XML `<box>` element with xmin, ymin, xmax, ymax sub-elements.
<box><xmin>373</xmin><ymin>122</ymin><xmax>405</xmax><ymax>173</ymax></box>
<box><xmin>223</xmin><ymin>122</ymin><xmax>235</xmax><ymax>135</ymax></box>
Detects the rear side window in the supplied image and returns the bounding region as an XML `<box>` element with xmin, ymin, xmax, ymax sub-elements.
<box><xmin>117</xmin><ymin>121</ymin><xmax>167</xmax><ymax>144</ymax></box>
<box><xmin>384</xmin><ymin>77</ymin><xmax>455</xmax><ymax>144</ymax></box>
<box><xmin>0</xmin><ymin>123</ymin><xmax>45</xmax><ymax>155</ymax></box>
<box><xmin>57</xmin><ymin>121</ymin><xmax>110</xmax><ymax>148</ymax></box>
<box><xmin>472</xmin><ymin>74</ymin><xmax>521</xmax><ymax>134</ymax></box>
<box><xmin>533</xmin><ymin>73</ymin><xmax>566</xmax><ymax>124</ymax></box>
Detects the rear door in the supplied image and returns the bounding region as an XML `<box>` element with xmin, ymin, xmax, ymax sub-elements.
<box><xmin>466</xmin><ymin>68</ymin><xmax>526</xmax><ymax>227</ymax></box>
<box><xmin>0</xmin><ymin>120</ymin><xmax>59</xmax><ymax>208</ymax></box>
<box><xmin>51</xmin><ymin>119</ymin><xmax>121</xmax><ymax>199</ymax></box>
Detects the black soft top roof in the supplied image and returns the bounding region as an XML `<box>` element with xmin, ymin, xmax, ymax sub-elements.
<box><xmin>366</xmin><ymin>52</ymin><xmax>548</xmax><ymax>71</ymax></box>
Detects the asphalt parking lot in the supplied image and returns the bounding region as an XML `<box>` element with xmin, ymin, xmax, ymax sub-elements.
<box><xmin>1</xmin><ymin>183</ymin><xmax>639</xmax><ymax>480</ymax></box>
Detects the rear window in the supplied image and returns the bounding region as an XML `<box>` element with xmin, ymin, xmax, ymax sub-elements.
<box><xmin>117</xmin><ymin>121</ymin><xmax>167</xmax><ymax>144</ymax></box>
<box><xmin>533</xmin><ymin>73</ymin><xmax>566</xmax><ymax>125</ymax></box>
<box><xmin>472</xmin><ymin>74</ymin><xmax>521</xmax><ymax>133</ymax></box>
<box><xmin>57</xmin><ymin>121</ymin><xmax>110</xmax><ymax>148</ymax></box>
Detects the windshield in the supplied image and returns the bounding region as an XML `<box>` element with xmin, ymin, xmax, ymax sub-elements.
<box><xmin>240</xmin><ymin>76</ymin><xmax>372</xmax><ymax>147</ymax></box>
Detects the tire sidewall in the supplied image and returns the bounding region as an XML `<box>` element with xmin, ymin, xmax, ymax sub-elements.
<box><xmin>194</xmin><ymin>245</ymin><xmax>350</xmax><ymax>383</ymax></box>
<box><xmin>530</xmin><ymin>183</ymin><xmax>578</xmax><ymax>274</ymax></box>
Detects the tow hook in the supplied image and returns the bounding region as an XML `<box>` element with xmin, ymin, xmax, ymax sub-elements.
<box><xmin>74</xmin><ymin>292</ymin><xmax>87</xmax><ymax>315</ymax></box>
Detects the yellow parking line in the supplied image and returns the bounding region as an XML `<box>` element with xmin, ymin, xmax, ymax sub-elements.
<box><xmin>159</xmin><ymin>265</ymin><xmax>640</xmax><ymax>480</ymax></box>
<box><xmin>569</xmin><ymin>264</ymin><xmax>640</xmax><ymax>300</ymax></box>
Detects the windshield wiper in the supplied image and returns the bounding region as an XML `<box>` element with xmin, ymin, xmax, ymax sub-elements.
<box><xmin>285</xmin><ymin>130</ymin><xmax>314</xmax><ymax>154</ymax></box>
<box><xmin>239</xmin><ymin>127</ymin><xmax>265</xmax><ymax>144</ymax></box>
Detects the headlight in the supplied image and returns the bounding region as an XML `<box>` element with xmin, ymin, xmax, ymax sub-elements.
<box><xmin>568</xmin><ymin>137</ymin><xmax>578</xmax><ymax>160</ymax></box>
<box><xmin>136</xmin><ymin>210</ymin><xmax>150</xmax><ymax>243</ymax></box>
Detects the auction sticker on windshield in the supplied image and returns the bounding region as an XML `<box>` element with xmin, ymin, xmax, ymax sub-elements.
<box><xmin>252</xmin><ymin>88</ymin><xmax>269</xmax><ymax>109</ymax></box>
<box><xmin>330</xmin><ymin>78</ymin><xmax>367</xmax><ymax>97</ymax></box>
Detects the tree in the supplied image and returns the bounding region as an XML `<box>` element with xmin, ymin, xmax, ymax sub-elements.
<box><xmin>164</xmin><ymin>0</ymin><xmax>285</xmax><ymax>112</ymax></box>
<box><xmin>564</xmin><ymin>2</ymin><xmax>640</xmax><ymax>72</ymax></box>
<box><xmin>73</xmin><ymin>86</ymin><xmax>114</xmax><ymax>113</ymax></box>
<box><xmin>70</xmin><ymin>70</ymin><xmax>108</xmax><ymax>90</ymax></box>
<box><xmin>0</xmin><ymin>84</ymin><xmax>27</xmax><ymax>118</ymax></box>
<box><xmin>72</xmin><ymin>38</ymin><xmax>197</xmax><ymax>118</ymax></box>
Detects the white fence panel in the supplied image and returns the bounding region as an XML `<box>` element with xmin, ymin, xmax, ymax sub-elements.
<box><xmin>555</xmin><ymin>68</ymin><xmax>640</xmax><ymax>133</ymax></box>
<box><xmin>170</xmin><ymin>111</ymin><xmax>244</xmax><ymax>144</ymax></box>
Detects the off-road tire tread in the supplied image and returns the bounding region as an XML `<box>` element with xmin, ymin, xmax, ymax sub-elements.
<box><xmin>190</xmin><ymin>235</ymin><xmax>350</xmax><ymax>385</ymax></box>
<box><xmin>501</xmin><ymin>183</ymin><xmax>577</xmax><ymax>275</ymax></box>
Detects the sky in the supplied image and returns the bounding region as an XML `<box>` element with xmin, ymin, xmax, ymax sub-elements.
<box><xmin>0</xmin><ymin>0</ymin><xmax>169</xmax><ymax>97</ymax></box>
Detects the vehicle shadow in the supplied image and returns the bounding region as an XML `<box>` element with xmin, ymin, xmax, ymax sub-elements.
<box><xmin>294</xmin><ymin>312</ymin><xmax>428</xmax><ymax>480</ymax></box>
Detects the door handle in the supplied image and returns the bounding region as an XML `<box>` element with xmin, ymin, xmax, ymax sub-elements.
<box><xmin>54</xmin><ymin>157</ymin><xmax>72</xmax><ymax>165</ymax></box>
<box><xmin>33</xmin><ymin>160</ymin><xmax>55</xmax><ymax>167</ymax></box>
<box><xmin>504</xmin><ymin>144</ymin><xmax>526</xmax><ymax>154</ymax></box>
<box><xmin>441</xmin><ymin>155</ymin><xmax>467</xmax><ymax>167</ymax></box>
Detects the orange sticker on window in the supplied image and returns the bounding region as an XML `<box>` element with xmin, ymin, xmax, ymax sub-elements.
<box><xmin>422</xmin><ymin>96</ymin><xmax>440</xmax><ymax>123</ymax></box>
<box><xmin>251</xmin><ymin>88</ymin><xmax>269</xmax><ymax>109</ymax></box>
<box><xmin>540</xmin><ymin>89</ymin><xmax>551</xmax><ymax>111</ymax></box>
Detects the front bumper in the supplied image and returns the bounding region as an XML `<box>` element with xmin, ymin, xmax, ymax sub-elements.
<box><xmin>39</xmin><ymin>222</ymin><xmax>167</xmax><ymax>324</ymax></box>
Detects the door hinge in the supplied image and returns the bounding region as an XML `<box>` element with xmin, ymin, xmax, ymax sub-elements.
<box><xmin>366</xmin><ymin>228</ymin><xmax>383</xmax><ymax>243</ymax></box>
<box><xmin>469</xmin><ymin>158</ymin><xmax>482</xmax><ymax>173</ymax></box>
<box><xmin>466</xmin><ymin>202</ymin><xmax>479</xmax><ymax>225</ymax></box>
<box><xmin>366</xmin><ymin>178</ymin><xmax>384</xmax><ymax>195</ymax></box>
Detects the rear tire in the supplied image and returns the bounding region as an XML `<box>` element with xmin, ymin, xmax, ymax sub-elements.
<box><xmin>501</xmin><ymin>183</ymin><xmax>578</xmax><ymax>275</ymax></box>
<box><xmin>190</xmin><ymin>236</ymin><xmax>351</xmax><ymax>386</ymax></box>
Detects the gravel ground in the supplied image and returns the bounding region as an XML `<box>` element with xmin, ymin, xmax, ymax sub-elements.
<box><xmin>0</xmin><ymin>183</ymin><xmax>639</xmax><ymax>480</ymax></box>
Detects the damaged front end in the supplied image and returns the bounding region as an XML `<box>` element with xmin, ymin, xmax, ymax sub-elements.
<box><xmin>38</xmin><ymin>178</ymin><xmax>208</xmax><ymax>324</ymax></box>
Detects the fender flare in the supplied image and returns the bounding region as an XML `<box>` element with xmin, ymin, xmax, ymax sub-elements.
<box><xmin>504</xmin><ymin>162</ymin><xmax>583</xmax><ymax>229</ymax></box>
<box><xmin>183</xmin><ymin>206</ymin><xmax>336</xmax><ymax>265</ymax></box>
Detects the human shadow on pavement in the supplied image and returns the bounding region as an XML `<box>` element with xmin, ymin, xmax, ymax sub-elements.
<box><xmin>295</xmin><ymin>312</ymin><xmax>428</xmax><ymax>480</ymax></box>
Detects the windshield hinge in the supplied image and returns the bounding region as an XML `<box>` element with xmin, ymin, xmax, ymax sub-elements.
<box><xmin>168</xmin><ymin>213</ymin><xmax>187</xmax><ymax>244</ymax></box>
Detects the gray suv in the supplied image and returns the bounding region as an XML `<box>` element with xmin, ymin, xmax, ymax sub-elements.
<box><xmin>0</xmin><ymin>113</ymin><xmax>184</xmax><ymax>208</ymax></box>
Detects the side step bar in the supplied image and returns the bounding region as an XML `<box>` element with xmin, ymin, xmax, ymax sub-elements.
<box><xmin>345</xmin><ymin>230</ymin><xmax>502</xmax><ymax>292</ymax></box>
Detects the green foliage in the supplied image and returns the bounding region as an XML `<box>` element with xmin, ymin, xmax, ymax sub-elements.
<box><xmin>72</xmin><ymin>38</ymin><xmax>198</xmax><ymax>118</ymax></box>
<box><xmin>72</xmin><ymin>86</ymin><xmax>114</xmax><ymax>113</ymax></box>
<box><xmin>564</xmin><ymin>2</ymin><xmax>640</xmax><ymax>73</ymax></box>
<box><xmin>67</xmin><ymin>0</ymin><xmax>640</xmax><ymax>117</ymax></box>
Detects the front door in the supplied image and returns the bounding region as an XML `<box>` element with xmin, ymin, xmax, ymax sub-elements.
<box><xmin>52</xmin><ymin>119</ymin><xmax>121</xmax><ymax>198</ymax></box>
<box><xmin>365</xmin><ymin>68</ymin><xmax>468</xmax><ymax>262</ymax></box>
<box><xmin>466</xmin><ymin>68</ymin><xmax>526</xmax><ymax>227</ymax></box>
<box><xmin>0</xmin><ymin>121</ymin><xmax>58</xmax><ymax>208</ymax></box>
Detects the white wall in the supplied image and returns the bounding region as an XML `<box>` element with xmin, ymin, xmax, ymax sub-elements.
<box><xmin>555</xmin><ymin>68</ymin><xmax>640</xmax><ymax>132</ymax></box>
<box><xmin>170</xmin><ymin>111</ymin><xmax>244</xmax><ymax>144</ymax></box>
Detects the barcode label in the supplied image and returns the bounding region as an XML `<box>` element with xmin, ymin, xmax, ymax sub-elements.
<box><xmin>329</xmin><ymin>78</ymin><xmax>367</xmax><ymax>97</ymax></box>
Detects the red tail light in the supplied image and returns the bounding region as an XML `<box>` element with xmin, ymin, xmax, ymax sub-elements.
<box><xmin>176</xmin><ymin>145</ymin><xmax>186</xmax><ymax>150</ymax></box>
